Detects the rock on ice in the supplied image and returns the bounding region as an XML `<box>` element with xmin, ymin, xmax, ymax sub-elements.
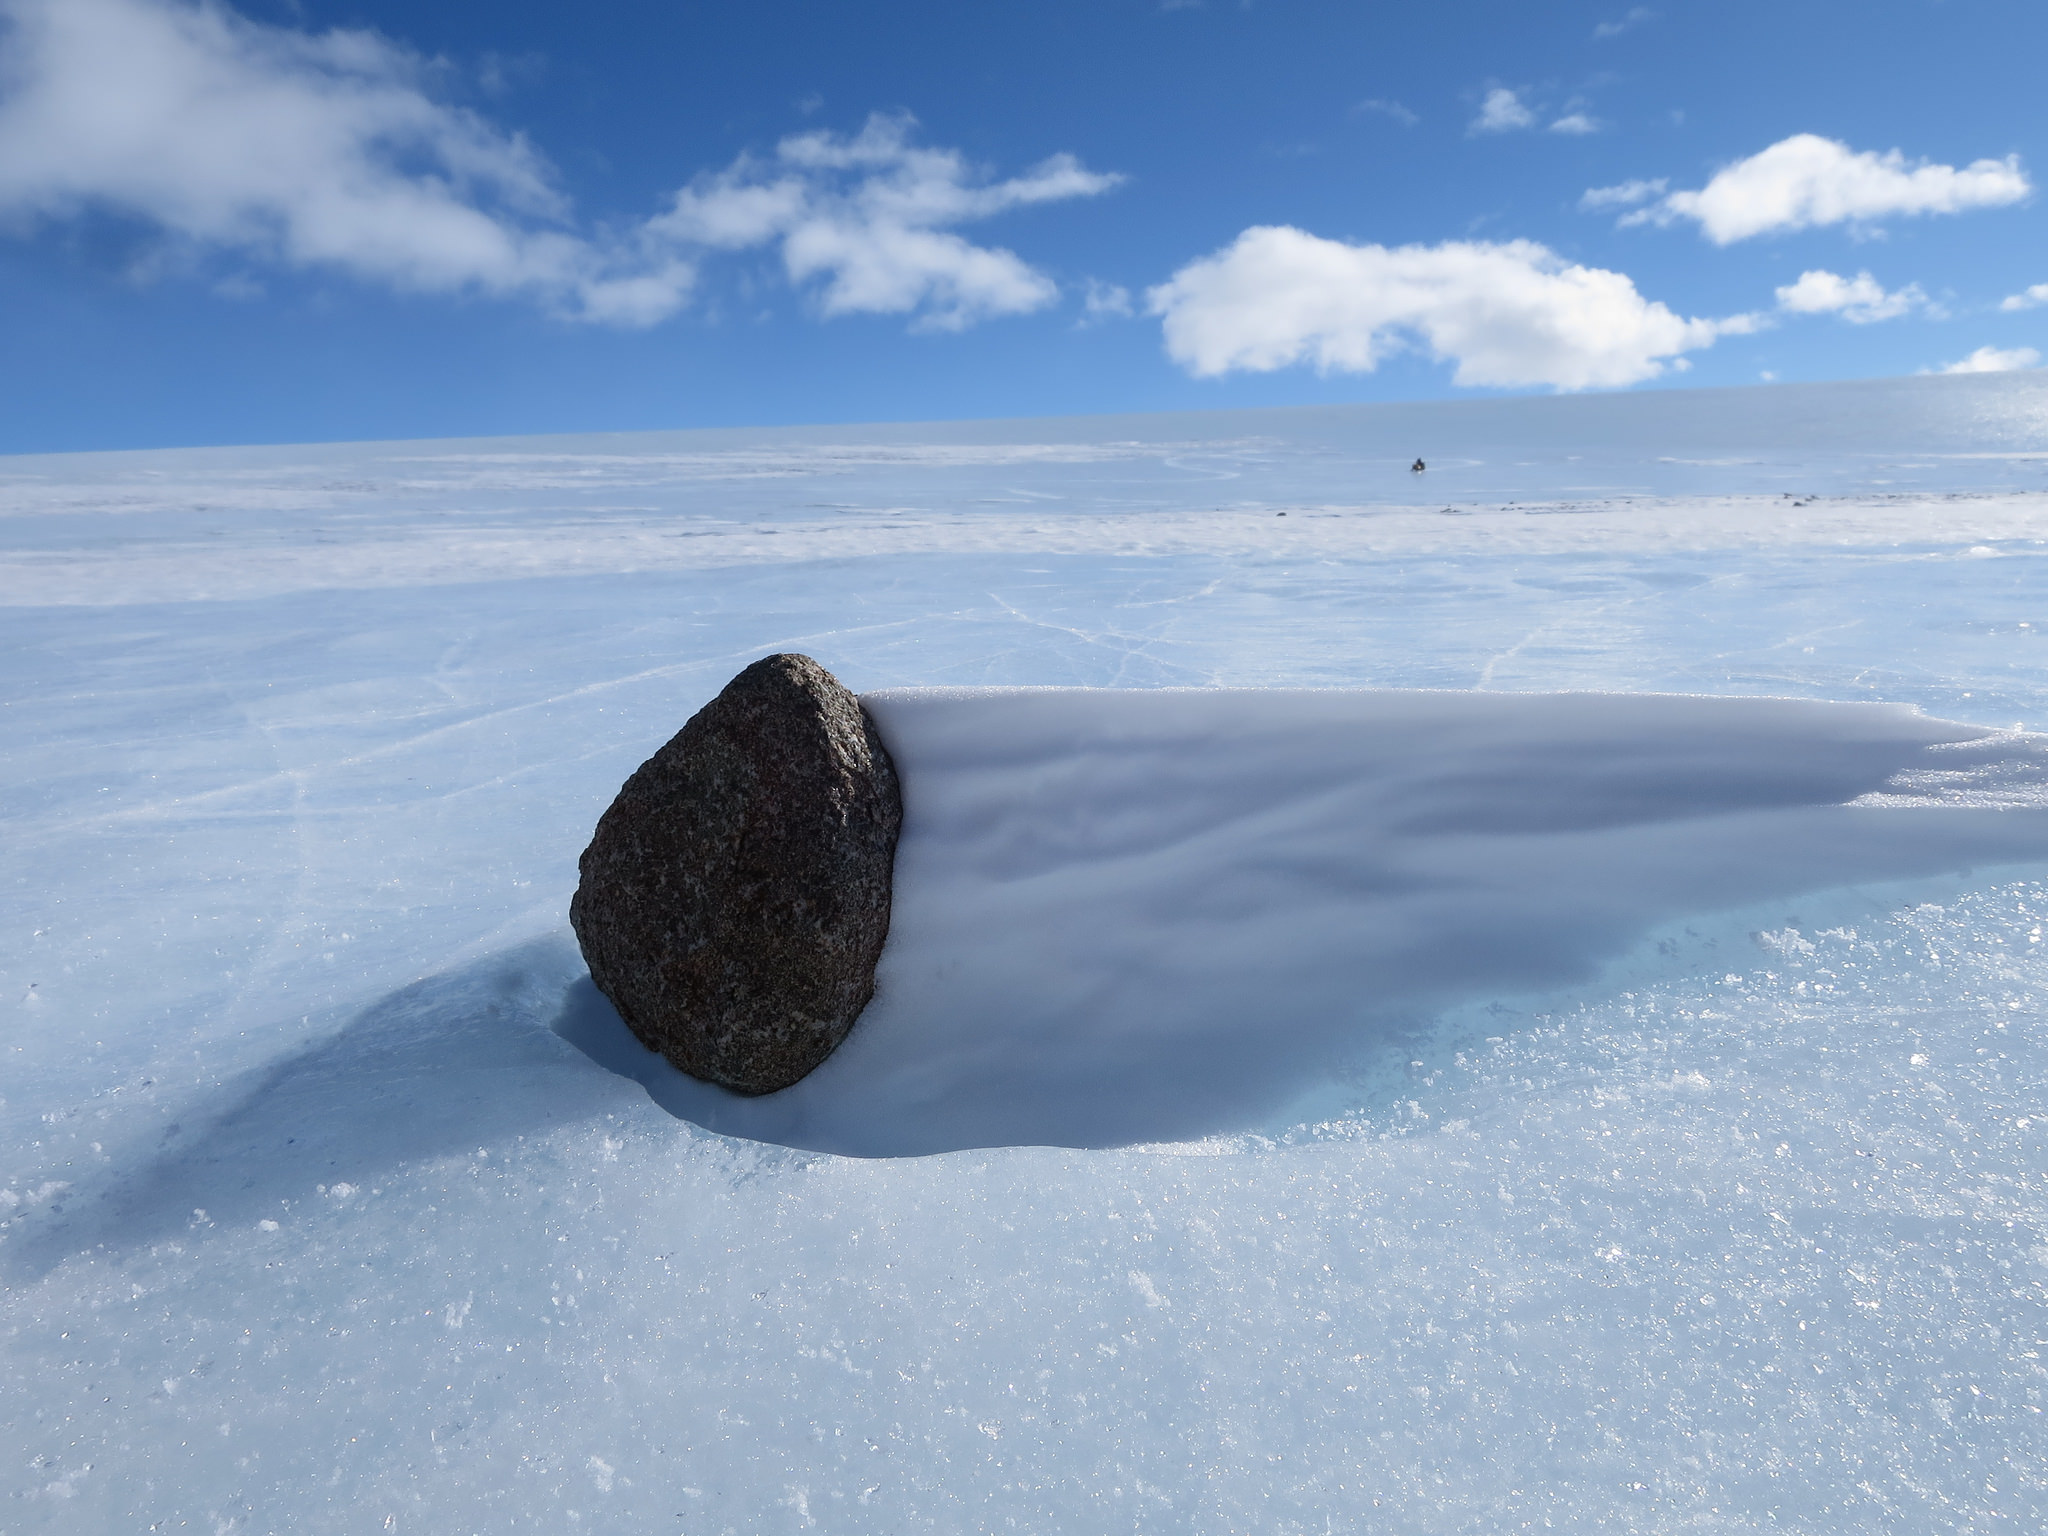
<box><xmin>570</xmin><ymin>654</ymin><xmax>902</xmax><ymax>1094</ymax></box>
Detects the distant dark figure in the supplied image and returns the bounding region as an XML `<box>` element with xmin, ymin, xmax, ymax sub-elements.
<box><xmin>1411</xmin><ymin>458</ymin><xmax>1426</xmax><ymax>473</ymax></box>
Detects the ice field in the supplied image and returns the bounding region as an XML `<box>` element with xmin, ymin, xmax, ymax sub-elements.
<box><xmin>6</xmin><ymin>371</ymin><xmax>2048</xmax><ymax>1530</ymax></box>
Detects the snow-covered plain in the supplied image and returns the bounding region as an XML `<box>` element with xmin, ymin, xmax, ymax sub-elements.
<box><xmin>7</xmin><ymin>372</ymin><xmax>2048</xmax><ymax>1530</ymax></box>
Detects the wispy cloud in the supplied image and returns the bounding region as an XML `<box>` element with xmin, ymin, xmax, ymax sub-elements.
<box><xmin>1470</xmin><ymin>87</ymin><xmax>1536</xmax><ymax>135</ymax></box>
<box><xmin>1472</xmin><ymin>87</ymin><xmax>1598</xmax><ymax>138</ymax></box>
<box><xmin>1580</xmin><ymin>177</ymin><xmax>1667</xmax><ymax>211</ymax></box>
<box><xmin>1147</xmin><ymin>226</ymin><xmax>1754</xmax><ymax>390</ymax></box>
<box><xmin>0</xmin><ymin>0</ymin><xmax>1120</xmax><ymax>331</ymax></box>
<box><xmin>1774</xmin><ymin>269</ymin><xmax>1926</xmax><ymax>324</ymax></box>
<box><xmin>1079</xmin><ymin>278</ymin><xmax>1134</xmax><ymax>325</ymax></box>
<box><xmin>1600</xmin><ymin>134</ymin><xmax>2031</xmax><ymax>243</ymax></box>
<box><xmin>1593</xmin><ymin>7</ymin><xmax>1655</xmax><ymax>38</ymax></box>
<box><xmin>654</xmin><ymin>114</ymin><xmax>1123</xmax><ymax>331</ymax></box>
<box><xmin>1936</xmin><ymin>344</ymin><xmax>2040</xmax><ymax>374</ymax></box>
<box><xmin>1355</xmin><ymin>98</ymin><xmax>1419</xmax><ymax>127</ymax></box>
<box><xmin>2000</xmin><ymin>282</ymin><xmax>2048</xmax><ymax>312</ymax></box>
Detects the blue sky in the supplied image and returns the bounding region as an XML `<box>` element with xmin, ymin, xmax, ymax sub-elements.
<box><xmin>1</xmin><ymin>0</ymin><xmax>2043</xmax><ymax>451</ymax></box>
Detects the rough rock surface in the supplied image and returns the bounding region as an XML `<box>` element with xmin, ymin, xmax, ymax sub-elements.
<box><xmin>570</xmin><ymin>654</ymin><xmax>902</xmax><ymax>1095</ymax></box>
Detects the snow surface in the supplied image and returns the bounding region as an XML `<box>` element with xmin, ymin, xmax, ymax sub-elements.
<box><xmin>6</xmin><ymin>373</ymin><xmax>2048</xmax><ymax>1530</ymax></box>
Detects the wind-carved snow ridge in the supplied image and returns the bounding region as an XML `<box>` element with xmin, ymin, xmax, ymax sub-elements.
<box><xmin>561</xmin><ymin>689</ymin><xmax>2048</xmax><ymax>1156</ymax></box>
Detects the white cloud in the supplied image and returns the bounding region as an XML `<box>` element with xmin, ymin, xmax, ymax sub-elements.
<box><xmin>1470</xmin><ymin>88</ymin><xmax>1535</xmax><ymax>135</ymax></box>
<box><xmin>2000</xmin><ymin>282</ymin><xmax>2048</xmax><ymax>312</ymax></box>
<box><xmin>1146</xmin><ymin>226</ymin><xmax>1753</xmax><ymax>390</ymax></box>
<box><xmin>651</xmin><ymin>114</ymin><xmax>1121</xmax><ymax>330</ymax></box>
<box><xmin>0</xmin><ymin>0</ymin><xmax>684</xmax><ymax>321</ymax></box>
<box><xmin>1355</xmin><ymin>98</ymin><xmax>1419</xmax><ymax>127</ymax></box>
<box><xmin>1611</xmin><ymin>133</ymin><xmax>2031</xmax><ymax>243</ymax></box>
<box><xmin>1471</xmin><ymin>89</ymin><xmax>1597</xmax><ymax>137</ymax></box>
<box><xmin>1580</xmin><ymin>177</ymin><xmax>1667</xmax><ymax>211</ymax></box>
<box><xmin>1593</xmin><ymin>7</ymin><xmax>1655</xmax><ymax>38</ymax></box>
<box><xmin>1773</xmin><ymin>268</ymin><xmax>1925</xmax><ymax>324</ymax></box>
<box><xmin>0</xmin><ymin>0</ymin><xmax>1117</xmax><ymax>331</ymax></box>
<box><xmin>1938</xmin><ymin>344</ymin><xmax>2041</xmax><ymax>374</ymax></box>
<box><xmin>1080</xmin><ymin>278</ymin><xmax>1134</xmax><ymax>324</ymax></box>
